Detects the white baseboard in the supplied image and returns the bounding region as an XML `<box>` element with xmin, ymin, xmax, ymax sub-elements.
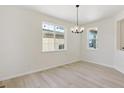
<box><xmin>1</xmin><ymin>59</ymin><xmax>124</xmax><ymax>82</ymax></box>
<box><xmin>0</xmin><ymin>60</ymin><xmax>81</xmax><ymax>81</ymax></box>
<box><xmin>81</xmin><ymin>59</ymin><xmax>113</xmax><ymax>68</ymax></box>
<box><xmin>81</xmin><ymin>59</ymin><xmax>124</xmax><ymax>74</ymax></box>
<box><xmin>114</xmin><ymin>65</ymin><xmax>124</xmax><ymax>74</ymax></box>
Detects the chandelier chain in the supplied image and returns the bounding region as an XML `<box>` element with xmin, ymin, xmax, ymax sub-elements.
<box><xmin>77</xmin><ymin>5</ymin><xmax>78</xmax><ymax>26</ymax></box>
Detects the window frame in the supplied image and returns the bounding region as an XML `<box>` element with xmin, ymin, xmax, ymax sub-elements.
<box><xmin>87</xmin><ymin>27</ymin><xmax>98</xmax><ymax>50</ymax></box>
<box><xmin>41</xmin><ymin>22</ymin><xmax>67</xmax><ymax>52</ymax></box>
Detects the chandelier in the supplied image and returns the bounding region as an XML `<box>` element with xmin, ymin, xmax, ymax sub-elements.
<box><xmin>71</xmin><ymin>5</ymin><xmax>84</xmax><ymax>33</ymax></box>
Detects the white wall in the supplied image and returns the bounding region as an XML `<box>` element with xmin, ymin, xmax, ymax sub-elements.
<box><xmin>0</xmin><ymin>6</ymin><xmax>81</xmax><ymax>81</ymax></box>
<box><xmin>114</xmin><ymin>11</ymin><xmax>124</xmax><ymax>73</ymax></box>
<box><xmin>81</xmin><ymin>10</ymin><xmax>124</xmax><ymax>73</ymax></box>
<box><xmin>81</xmin><ymin>17</ymin><xmax>115</xmax><ymax>67</ymax></box>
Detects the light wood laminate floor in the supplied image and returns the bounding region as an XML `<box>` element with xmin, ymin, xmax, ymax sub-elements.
<box><xmin>4</xmin><ymin>61</ymin><xmax>124</xmax><ymax>88</ymax></box>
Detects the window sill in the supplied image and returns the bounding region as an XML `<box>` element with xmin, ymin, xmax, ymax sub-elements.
<box><xmin>41</xmin><ymin>49</ymin><xmax>67</xmax><ymax>53</ymax></box>
<box><xmin>87</xmin><ymin>48</ymin><xmax>97</xmax><ymax>50</ymax></box>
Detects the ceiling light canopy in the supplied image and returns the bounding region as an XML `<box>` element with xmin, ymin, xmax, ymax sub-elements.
<box><xmin>71</xmin><ymin>5</ymin><xmax>84</xmax><ymax>33</ymax></box>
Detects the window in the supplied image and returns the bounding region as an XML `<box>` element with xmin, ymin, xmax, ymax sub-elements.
<box><xmin>87</xmin><ymin>28</ymin><xmax>98</xmax><ymax>49</ymax></box>
<box><xmin>42</xmin><ymin>22</ymin><xmax>65</xmax><ymax>52</ymax></box>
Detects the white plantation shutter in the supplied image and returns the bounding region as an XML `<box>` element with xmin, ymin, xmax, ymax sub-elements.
<box><xmin>42</xmin><ymin>22</ymin><xmax>65</xmax><ymax>52</ymax></box>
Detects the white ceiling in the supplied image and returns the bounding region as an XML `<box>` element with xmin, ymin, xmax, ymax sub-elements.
<box><xmin>24</xmin><ymin>5</ymin><xmax>124</xmax><ymax>24</ymax></box>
